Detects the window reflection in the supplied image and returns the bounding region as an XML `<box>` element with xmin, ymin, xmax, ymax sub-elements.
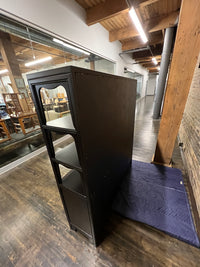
<box><xmin>40</xmin><ymin>86</ymin><xmax>70</xmax><ymax>122</ymax></box>
<box><xmin>0</xmin><ymin>14</ymin><xmax>115</xmax><ymax>167</ymax></box>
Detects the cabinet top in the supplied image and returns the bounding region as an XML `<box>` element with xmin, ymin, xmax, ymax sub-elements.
<box><xmin>27</xmin><ymin>65</ymin><xmax>136</xmax><ymax>84</ymax></box>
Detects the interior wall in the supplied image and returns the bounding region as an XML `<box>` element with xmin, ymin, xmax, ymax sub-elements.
<box><xmin>0</xmin><ymin>0</ymin><xmax>148</xmax><ymax>79</ymax></box>
<box><xmin>146</xmin><ymin>74</ymin><xmax>157</xmax><ymax>95</ymax></box>
<box><xmin>179</xmin><ymin>54</ymin><xmax>200</xmax><ymax>220</ymax></box>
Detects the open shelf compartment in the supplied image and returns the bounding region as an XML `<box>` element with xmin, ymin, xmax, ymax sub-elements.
<box><xmin>43</xmin><ymin>114</ymin><xmax>76</xmax><ymax>134</ymax></box>
<box><xmin>62</xmin><ymin>170</ymin><xmax>85</xmax><ymax>196</ymax></box>
<box><xmin>53</xmin><ymin>142</ymin><xmax>82</xmax><ymax>171</ymax></box>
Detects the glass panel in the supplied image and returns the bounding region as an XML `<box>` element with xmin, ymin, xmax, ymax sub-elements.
<box><xmin>124</xmin><ymin>71</ymin><xmax>143</xmax><ymax>100</ymax></box>
<box><xmin>0</xmin><ymin>14</ymin><xmax>115</xmax><ymax>167</ymax></box>
<box><xmin>133</xmin><ymin>73</ymin><xmax>143</xmax><ymax>100</ymax></box>
<box><xmin>94</xmin><ymin>58</ymin><xmax>115</xmax><ymax>74</ymax></box>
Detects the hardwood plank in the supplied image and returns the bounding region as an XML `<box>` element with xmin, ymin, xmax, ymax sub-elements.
<box><xmin>86</xmin><ymin>0</ymin><xmax>129</xmax><ymax>26</ymax></box>
<box><xmin>109</xmin><ymin>11</ymin><xmax>179</xmax><ymax>42</ymax></box>
<box><xmin>0</xmin><ymin>96</ymin><xmax>200</xmax><ymax>266</ymax></box>
<box><xmin>153</xmin><ymin>0</ymin><xmax>200</xmax><ymax>165</ymax></box>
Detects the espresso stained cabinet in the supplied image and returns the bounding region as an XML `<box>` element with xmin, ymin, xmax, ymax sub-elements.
<box><xmin>27</xmin><ymin>66</ymin><xmax>136</xmax><ymax>245</ymax></box>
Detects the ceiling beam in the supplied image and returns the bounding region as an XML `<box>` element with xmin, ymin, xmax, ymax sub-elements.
<box><xmin>137</xmin><ymin>59</ymin><xmax>161</xmax><ymax>65</ymax></box>
<box><xmin>149</xmin><ymin>69</ymin><xmax>159</xmax><ymax>73</ymax></box>
<box><xmin>132</xmin><ymin>44</ymin><xmax>162</xmax><ymax>59</ymax></box>
<box><xmin>146</xmin><ymin>65</ymin><xmax>160</xmax><ymax>69</ymax></box>
<box><xmin>135</xmin><ymin>0</ymin><xmax>160</xmax><ymax>8</ymax></box>
<box><xmin>142</xmin><ymin>62</ymin><xmax>160</xmax><ymax>67</ymax></box>
<box><xmin>135</xmin><ymin>55</ymin><xmax>161</xmax><ymax>63</ymax></box>
<box><xmin>86</xmin><ymin>0</ymin><xmax>128</xmax><ymax>26</ymax></box>
<box><xmin>122</xmin><ymin>32</ymin><xmax>163</xmax><ymax>51</ymax></box>
<box><xmin>109</xmin><ymin>11</ymin><xmax>179</xmax><ymax>42</ymax></box>
<box><xmin>153</xmin><ymin>0</ymin><xmax>200</xmax><ymax>165</ymax></box>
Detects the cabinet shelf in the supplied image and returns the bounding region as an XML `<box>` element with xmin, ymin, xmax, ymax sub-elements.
<box><xmin>53</xmin><ymin>142</ymin><xmax>81</xmax><ymax>171</ymax></box>
<box><xmin>43</xmin><ymin>115</ymin><xmax>76</xmax><ymax>134</ymax></box>
<box><xmin>62</xmin><ymin>170</ymin><xmax>85</xmax><ymax>196</ymax></box>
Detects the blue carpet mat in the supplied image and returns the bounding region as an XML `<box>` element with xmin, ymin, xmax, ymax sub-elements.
<box><xmin>112</xmin><ymin>160</ymin><xmax>200</xmax><ymax>248</ymax></box>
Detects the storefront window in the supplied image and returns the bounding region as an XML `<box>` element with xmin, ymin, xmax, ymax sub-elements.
<box><xmin>0</xmin><ymin>15</ymin><xmax>115</xmax><ymax>167</ymax></box>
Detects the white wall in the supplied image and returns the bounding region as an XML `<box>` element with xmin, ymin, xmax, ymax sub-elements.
<box><xmin>146</xmin><ymin>74</ymin><xmax>157</xmax><ymax>95</ymax></box>
<box><xmin>0</xmin><ymin>0</ymin><xmax>148</xmax><ymax>79</ymax></box>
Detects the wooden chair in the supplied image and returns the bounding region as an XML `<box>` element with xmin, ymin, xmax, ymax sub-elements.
<box><xmin>0</xmin><ymin>119</ymin><xmax>11</xmax><ymax>143</ymax></box>
<box><xmin>3</xmin><ymin>93</ymin><xmax>39</xmax><ymax>135</ymax></box>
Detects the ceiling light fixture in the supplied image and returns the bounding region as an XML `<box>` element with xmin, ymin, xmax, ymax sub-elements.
<box><xmin>0</xmin><ymin>69</ymin><xmax>8</xmax><ymax>74</ymax></box>
<box><xmin>25</xmin><ymin>56</ymin><xmax>52</xmax><ymax>67</ymax></box>
<box><xmin>53</xmin><ymin>38</ymin><xmax>90</xmax><ymax>56</ymax></box>
<box><xmin>152</xmin><ymin>57</ymin><xmax>158</xmax><ymax>65</ymax></box>
<box><xmin>129</xmin><ymin>7</ymin><xmax>148</xmax><ymax>43</ymax></box>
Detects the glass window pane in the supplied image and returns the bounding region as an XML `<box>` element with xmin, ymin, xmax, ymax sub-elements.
<box><xmin>0</xmin><ymin>14</ymin><xmax>115</xmax><ymax>167</ymax></box>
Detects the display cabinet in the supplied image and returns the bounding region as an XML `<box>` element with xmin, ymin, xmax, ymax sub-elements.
<box><xmin>27</xmin><ymin>66</ymin><xmax>136</xmax><ymax>245</ymax></box>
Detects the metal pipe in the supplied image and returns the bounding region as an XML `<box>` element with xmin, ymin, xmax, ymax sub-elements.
<box><xmin>153</xmin><ymin>27</ymin><xmax>175</xmax><ymax>119</ymax></box>
<box><xmin>119</xmin><ymin>47</ymin><xmax>149</xmax><ymax>55</ymax></box>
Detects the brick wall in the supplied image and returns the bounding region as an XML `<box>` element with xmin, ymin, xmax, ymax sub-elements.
<box><xmin>179</xmin><ymin>54</ymin><xmax>200</xmax><ymax>220</ymax></box>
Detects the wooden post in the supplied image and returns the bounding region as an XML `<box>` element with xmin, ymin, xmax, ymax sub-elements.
<box><xmin>0</xmin><ymin>77</ymin><xmax>6</xmax><ymax>93</ymax></box>
<box><xmin>90</xmin><ymin>61</ymin><xmax>95</xmax><ymax>71</ymax></box>
<box><xmin>153</xmin><ymin>0</ymin><xmax>200</xmax><ymax>165</ymax></box>
<box><xmin>0</xmin><ymin>30</ymin><xmax>26</xmax><ymax>94</ymax></box>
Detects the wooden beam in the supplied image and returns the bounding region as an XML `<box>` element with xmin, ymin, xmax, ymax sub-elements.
<box><xmin>147</xmin><ymin>65</ymin><xmax>160</xmax><ymax>69</ymax></box>
<box><xmin>110</xmin><ymin>11</ymin><xmax>179</xmax><ymax>42</ymax></box>
<box><xmin>132</xmin><ymin>44</ymin><xmax>162</xmax><ymax>59</ymax></box>
<box><xmin>122</xmin><ymin>32</ymin><xmax>163</xmax><ymax>51</ymax></box>
<box><xmin>135</xmin><ymin>0</ymin><xmax>160</xmax><ymax>8</ymax></box>
<box><xmin>142</xmin><ymin>62</ymin><xmax>160</xmax><ymax>67</ymax></box>
<box><xmin>135</xmin><ymin>55</ymin><xmax>161</xmax><ymax>63</ymax></box>
<box><xmin>153</xmin><ymin>0</ymin><xmax>200</xmax><ymax>165</ymax></box>
<box><xmin>0</xmin><ymin>31</ymin><xmax>27</xmax><ymax>94</ymax></box>
<box><xmin>0</xmin><ymin>77</ymin><xmax>7</xmax><ymax>93</ymax></box>
<box><xmin>86</xmin><ymin>0</ymin><xmax>128</xmax><ymax>26</ymax></box>
<box><xmin>90</xmin><ymin>61</ymin><xmax>95</xmax><ymax>71</ymax></box>
<box><xmin>148</xmin><ymin>11</ymin><xmax>179</xmax><ymax>33</ymax></box>
<box><xmin>142</xmin><ymin>59</ymin><xmax>161</xmax><ymax>65</ymax></box>
<box><xmin>149</xmin><ymin>69</ymin><xmax>159</xmax><ymax>73</ymax></box>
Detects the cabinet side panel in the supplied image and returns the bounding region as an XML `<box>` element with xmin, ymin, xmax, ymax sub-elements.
<box><xmin>73</xmin><ymin>71</ymin><xmax>136</xmax><ymax>242</ymax></box>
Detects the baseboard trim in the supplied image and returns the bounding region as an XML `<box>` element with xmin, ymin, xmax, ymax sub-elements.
<box><xmin>0</xmin><ymin>135</ymin><xmax>70</xmax><ymax>176</ymax></box>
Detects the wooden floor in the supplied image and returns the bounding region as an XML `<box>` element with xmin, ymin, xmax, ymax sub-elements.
<box><xmin>0</xmin><ymin>96</ymin><xmax>199</xmax><ymax>267</ymax></box>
